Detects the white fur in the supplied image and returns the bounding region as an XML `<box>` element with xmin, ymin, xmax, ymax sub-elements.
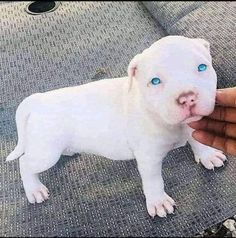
<box><xmin>6</xmin><ymin>36</ymin><xmax>226</xmax><ymax>217</ymax></box>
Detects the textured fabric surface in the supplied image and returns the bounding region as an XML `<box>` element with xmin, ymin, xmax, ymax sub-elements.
<box><xmin>166</xmin><ymin>1</ymin><xmax>236</xmax><ymax>89</ymax></box>
<box><xmin>1</xmin><ymin>1</ymin><xmax>236</xmax><ymax>237</ymax></box>
<box><xmin>142</xmin><ymin>1</ymin><xmax>206</xmax><ymax>31</ymax></box>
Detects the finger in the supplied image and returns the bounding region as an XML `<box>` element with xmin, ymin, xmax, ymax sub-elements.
<box><xmin>192</xmin><ymin>130</ymin><xmax>236</xmax><ymax>156</ymax></box>
<box><xmin>188</xmin><ymin>120</ymin><xmax>204</xmax><ymax>130</ymax></box>
<box><xmin>189</xmin><ymin>118</ymin><xmax>236</xmax><ymax>138</ymax></box>
<box><xmin>188</xmin><ymin>119</ymin><xmax>209</xmax><ymax>130</ymax></box>
<box><xmin>207</xmin><ymin>106</ymin><xmax>236</xmax><ymax>123</ymax></box>
<box><xmin>216</xmin><ymin>87</ymin><xmax>236</xmax><ymax>107</ymax></box>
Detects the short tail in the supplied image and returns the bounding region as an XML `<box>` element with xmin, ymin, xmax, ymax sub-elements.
<box><xmin>6</xmin><ymin>94</ymin><xmax>37</xmax><ymax>161</ymax></box>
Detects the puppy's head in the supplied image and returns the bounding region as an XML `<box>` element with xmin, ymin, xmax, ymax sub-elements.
<box><xmin>128</xmin><ymin>35</ymin><xmax>217</xmax><ymax>125</ymax></box>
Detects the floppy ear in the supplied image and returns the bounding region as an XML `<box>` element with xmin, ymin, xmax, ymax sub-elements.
<box><xmin>194</xmin><ymin>38</ymin><xmax>210</xmax><ymax>51</ymax></box>
<box><xmin>127</xmin><ymin>54</ymin><xmax>141</xmax><ymax>92</ymax></box>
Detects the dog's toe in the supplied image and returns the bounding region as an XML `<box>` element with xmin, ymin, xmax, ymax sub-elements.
<box><xmin>146</xmin><ymin>193</ymin><xmax>175</xmax><ymax>218</ymax></box>
<box><xmin>26</xmin><ymin>193</ymin><xmax>36</xmax><ymax>204</ymax></box>
<box><xmin>199</xmin><ymin>150</ymin><xmax>226</xmax><ymax>169</ymax></box>
<box><xmin>26</xmin><ymin>185</ymin><xmax>50</xmax><ymax>204</ymax></box>
<box><xmin>34</xmin><ymin>191</ymin><xmax>45</xmax><ymax>203</ymax></box>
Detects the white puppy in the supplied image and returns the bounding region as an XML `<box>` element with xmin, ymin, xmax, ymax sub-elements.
<box><xmin>6</xmin><ymin>36</ymin><xmax>226</xmax><ymax>218</ymax></box>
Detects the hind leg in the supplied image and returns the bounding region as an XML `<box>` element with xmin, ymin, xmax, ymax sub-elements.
<box><xmin>20</xmin><ymin>167</ymin><xmax>49</xmax><ymax>203</ymax></box>
<box><xmin>19</xmin><ymin>114</ymin><xmax>68</xmax><ymax>203</ymax></box>
<box><xmin>19</xmin><ymin>151</ymin><xmax>61</xmax><ymax>204</ymax></box>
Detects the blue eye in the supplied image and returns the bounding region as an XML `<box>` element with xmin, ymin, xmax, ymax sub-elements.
<box><xmin>198</xmin><ymin>64</ymin><xmax>207</xmax><ymax>72</ymax></box>
<box><xmin>151</xmin><ymin>77</ymin><xmax>161</xmax><ymax>85</ymax></box>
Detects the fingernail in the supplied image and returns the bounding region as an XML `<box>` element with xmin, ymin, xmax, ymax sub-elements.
<box><xmin>192</xmin><ymin>130</ymin><xmax>197</xmax><ymax>136</ymax></box>
<box><xmin>188</xmin><ymin>121</ymin><xmax>197</xmax><ymax>128</ymax></box>
<box><xmin>216</xmin><ymin>91</ymin><xmax>223</xmax><ymax>103</ymax></box>
<box><xmin>216</xmin><ymin>91</ymin><xmax>223</xmax><ymax>95</ymax></box>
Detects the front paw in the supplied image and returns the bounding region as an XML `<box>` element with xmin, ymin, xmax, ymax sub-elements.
<box><xmin>146</xmin><ymin>193</ymin><xmax>176</xmax><ymax>218</ymax></box>
<box><xmin>194</xmin><ymin>149</ymin><xmax>227</xmax><ymax>170</ymax></box>
<box><xmin>25</xmin><ymin>183</ymin><xmax>50</xmax><ymax>204</ymax></box>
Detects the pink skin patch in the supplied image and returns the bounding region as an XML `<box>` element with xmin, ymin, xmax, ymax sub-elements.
<box><xmin>180</xmin><ymin>105</ymin><xmax>203</xmax><ymax>124</ymax></box>
<box><xmin>176</xmin><ymin>91</ymin><xmax>205</xmax><ymax>123</ymax></box>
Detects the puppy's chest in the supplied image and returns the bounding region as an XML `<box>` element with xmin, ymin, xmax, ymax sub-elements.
<box><xmin>166</xmin><ymin>126</ymin><xmax>188</xmax><ymax>150</ymax></box>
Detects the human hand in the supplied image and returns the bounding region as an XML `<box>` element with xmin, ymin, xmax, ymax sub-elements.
<box><xmin>188</xmin><ymin>87</ymin><xmax>236</xmax><ymax>156</ymax></box>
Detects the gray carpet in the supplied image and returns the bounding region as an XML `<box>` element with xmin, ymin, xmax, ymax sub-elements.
<box><xmin>0</xmin><ymin>2</ymin><xmax>236</xmax><ymax>237</ymax></box>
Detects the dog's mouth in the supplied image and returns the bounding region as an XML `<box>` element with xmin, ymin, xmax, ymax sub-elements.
<box><xmin>180</xmin><ymin>108</ymin><xmax>204</xmax><ymax>123</ymax></box>
<box><xmin>179</xmin><ymin>103</ymin><xmax>210</xmax><ymax>124</ymax></box>
<box><xmin>181</xmin><ymin>114</ymin><xmax>203</xmax><ymax>124</ymax></box>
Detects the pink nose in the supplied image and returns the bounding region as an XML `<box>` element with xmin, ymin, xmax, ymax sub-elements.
<box><xmin>177</xmin><ymin>91</ymin><xmax>197</xmax><ymax>107</ymax></box>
